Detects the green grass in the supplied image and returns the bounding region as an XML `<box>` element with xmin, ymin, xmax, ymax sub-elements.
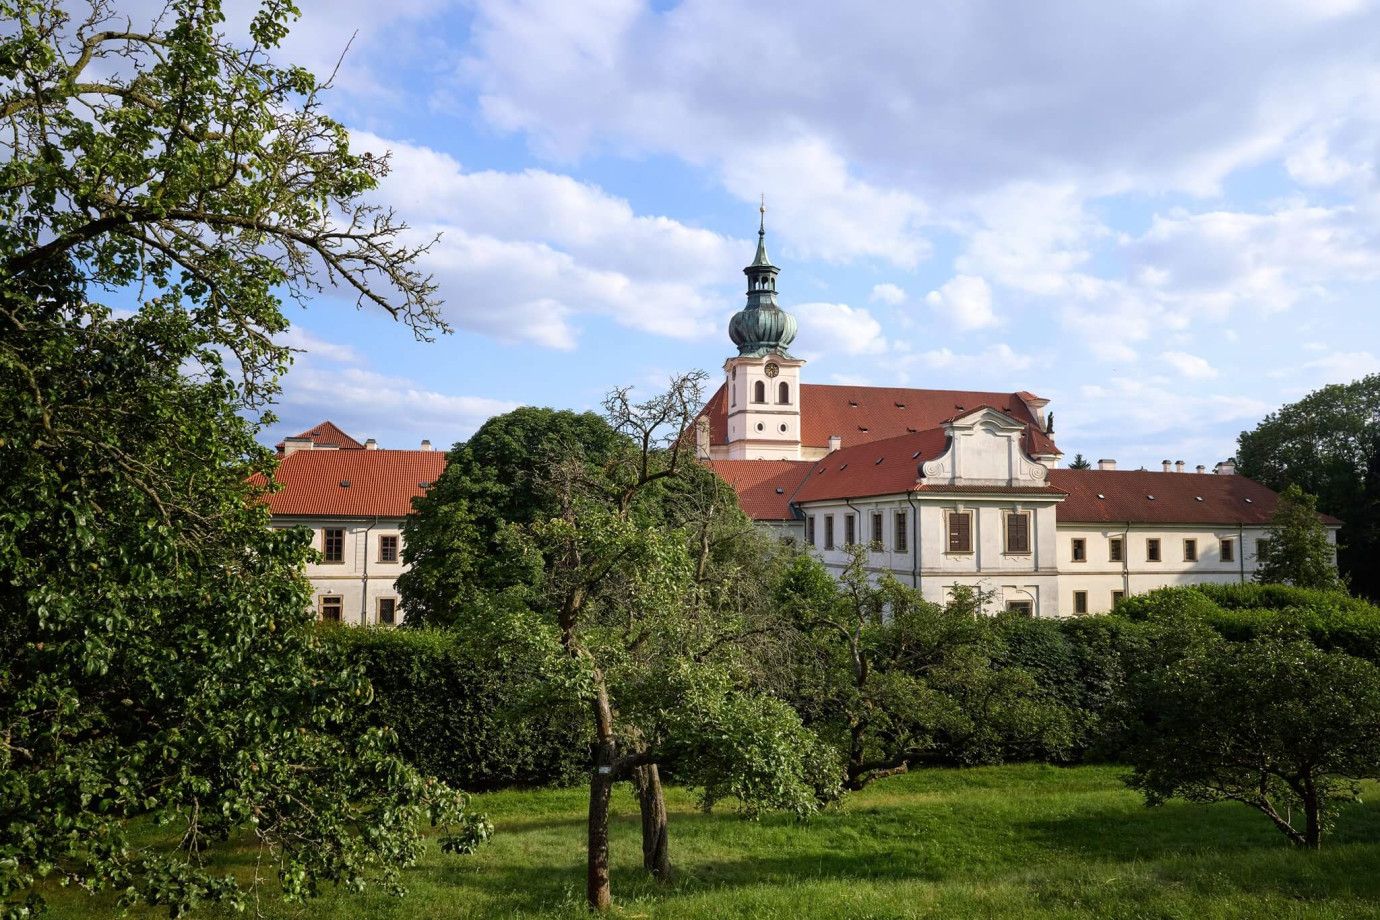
<box><xmin>34</xmin><ymin>763</ymin><xmax>1380</xmax><ymax>919</ymax></box>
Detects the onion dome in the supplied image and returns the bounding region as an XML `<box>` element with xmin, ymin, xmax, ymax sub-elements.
<box><xmin>728</xmin><ymin>203</ymin><xmax>797</xmax><ymax>358</ymax></box>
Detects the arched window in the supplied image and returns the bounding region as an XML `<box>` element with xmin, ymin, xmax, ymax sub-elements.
<box><xmin>753</xmin><ymin>380</ymin><xmax>766</xmax><ymax>403</ymax></box>
<box><xmin>778</xmin><ymin>381</ymin><xmax>790</xmax><ymax>404</ymax></box>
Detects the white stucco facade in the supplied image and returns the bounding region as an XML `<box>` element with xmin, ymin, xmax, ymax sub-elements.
<box><xmin>272</xmin><ymin>516</ymin><xmax>409</xmax><ymax>626</ymax></box>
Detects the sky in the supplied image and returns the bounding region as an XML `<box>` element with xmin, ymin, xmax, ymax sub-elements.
<box><xmin>204</xmin><ymin>0</ymin><xmax>1380</xmax><ymax>468</ymax></box>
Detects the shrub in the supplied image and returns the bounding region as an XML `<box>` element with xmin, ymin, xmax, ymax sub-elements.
<box><xmin>325</xmin><ymin>626</ymin><xmax>589</xmax><ymax>790</ymax></box>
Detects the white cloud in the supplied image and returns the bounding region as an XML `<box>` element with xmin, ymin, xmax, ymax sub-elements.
<box><xmin>793</xmin><ymin>302</ymin><xmax>887</xmax><ymax>355</ymax></box>
<box><xmin>915</xmin><ymin>344</ymin><xmax>1035</xmax><ymax>373</ymax></box>
<box><xmin>870</xmin><ymin>283</ymin><xmax>907</xmax><ymax>305</ymax></box>
<box><xmin>346</xmin><ymin>132</ymin><xmax>745</xmax><ymax>348</ymax></box>
<box><xmin>925</xmin><ymin>275</ymin><xmax>998</xmax><ymax>331</ymax></box>
<box><xmin>1160</xmin><ymin>351</ymin><xmax>1220</xmax><ymax>379</ymax></box>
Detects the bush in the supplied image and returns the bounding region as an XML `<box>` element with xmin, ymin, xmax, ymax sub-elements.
<box><xmin>324</xmin><ymin>626</ymin><xmax>589</xmax><ymax>790</ymax></box>
<box><xmin>1110</xmin><ymin>584</ymin><xmax>1380</xmax><ymax>662</ymax></box>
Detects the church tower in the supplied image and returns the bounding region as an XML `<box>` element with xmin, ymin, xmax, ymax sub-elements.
<box><xmin>723</xmin><ymin>204</ymin><xmax>804</xmax><ymax>460</ymax></box>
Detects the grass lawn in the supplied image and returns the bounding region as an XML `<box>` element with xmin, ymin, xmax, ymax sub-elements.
<box><xmin>34</xmin><ymin>763</ymin><xmax>1380</xmax><ymax>919</ymax></box>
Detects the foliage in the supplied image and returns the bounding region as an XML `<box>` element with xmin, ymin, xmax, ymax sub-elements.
<box><xmin>401</xmin><ymin>378</ymin><xmax>833</xmax><ymax>911</ymax></box>
<box><xmin>1254</xmin><ymin>484</ymin><xmax>1346</xmax><ymax>591</ymax></box>
<box><xmin>1067</xmin><ymin>453</ymin><xmax>1092</xmax><ymax>469</ymax></box>
<box><xmin>1121</xmin><ymin>621</ymin><xmax>1380</xmax><ymax>849</ymax></box>
<box><xmin>1237</xmin><ymin>376</ymin><xmax>1380</xmax><ymax>598</ymax></box>
<box><xmin>323</xmin><ymin>625</ymin><xmax>590</xmax><ymax>791</ymax></box>
<box><xmin>777</xmin><ymin>550</ymin><xmax>1072</xmax><ymax>789</ymax></box>
<box><xmin>0</xmin><ymin>1</ymin><xmax>479</xmax><ymax>915</ymax></box>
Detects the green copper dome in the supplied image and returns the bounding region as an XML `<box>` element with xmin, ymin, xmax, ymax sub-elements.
<box><xmin>728</xmin><ymin>207</ymin><xmax>797</xmax><ymax>358</ymax></box>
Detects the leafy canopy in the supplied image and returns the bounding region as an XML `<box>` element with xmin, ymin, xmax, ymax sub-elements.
<box><xmin>1255</xmin><ymin>484</ymin><xmax>1345</xmax><ymax>592</ymax></box>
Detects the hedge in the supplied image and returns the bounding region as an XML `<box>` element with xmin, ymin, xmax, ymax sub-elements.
<box><xmin>323</xmin><ymin>626</ymin><xmax>589</xmax><ymax>790</ymax></box>
<box><xmin>1111</xmin><ymin>583</ymin><xmax>1380</xmax><ymax>662</ymax></box>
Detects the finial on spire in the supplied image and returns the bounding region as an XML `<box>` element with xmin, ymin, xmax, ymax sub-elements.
<box><xmin>759</xmin><ymin>194</ymin><xmax>766</xmax><ymax>236</ymax></box>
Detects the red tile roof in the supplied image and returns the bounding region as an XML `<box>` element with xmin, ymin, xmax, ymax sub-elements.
<box><xmin>1047</xmin><ymin>469</ymin><xmax>1342</xmax><ymax>526</ymax></box>
<box><xmin>698</xmin><ymin>383</ymin><xmax>1060</xmax><ymax>455</ymax></box>
<box><xmin>792</xmin><ymin>428</ymin><xmax>950</xmax><ymax>503</ymax></box>
<box><xmin>257</xmin><ymin>449</ymin><xmax>445</xmax><ymax>517</ymax></box>
<box><xmin>275</xmin><ymin>420</ymin><xmax>365</xmax><ymax>452</ymax></box>
<box><xmin>703</xmin><ymin>459</ymin><xmax>814</xmax><ymax>521</ymax></box>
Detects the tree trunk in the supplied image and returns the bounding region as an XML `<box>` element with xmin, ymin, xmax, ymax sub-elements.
<box><xmin>586</xmin><ymin>675</ymin><xmax>618</xmax><ymax>911</ymax></box>
<box><xmin>1304</xmin><ymin>788</ymin><xmax>1323</xmax><ymax>850</ymax></box>
<box><xmin>634</xmin><ymin>763</ymin><xmax>671</xmax><ymax>881</ymax></box>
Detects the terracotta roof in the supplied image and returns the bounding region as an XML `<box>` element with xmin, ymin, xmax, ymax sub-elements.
<box><xmin>275</xmin><ymin>420</ymin><xmax>365</xmax><ymax>452</ymax></box>
<box><xmin>698</xmin><ymin>384</ymin><xmax>1060</xmax><ymax>455</ymax></box>
<box><xmin>702</xmin><ymin>459</ymin><xmax>814</xmax><ymax>521</ymax></box>
<box><xmin>792</xmin><ymin>429</ymin><xmax>951</xmax><ymax>503</ymax></box>
<box><xmin>1047</xmin><ymin>469</ymin><xmax>1343</xmax><ymax>526</ymax></box>
<box><xmin>912</xmin><ymin>484</ymin><xmax>1068</xmax><ymax>495</ymax></box>
<box><xmin>256</xmin><ymin>449</ymin><xmax>445</xmax><ymax>517</ymax></box>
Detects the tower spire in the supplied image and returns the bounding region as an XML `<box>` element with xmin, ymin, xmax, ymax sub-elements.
<box><xmin>751</xmin><ymin>194</ymin><xmax>772</xmax><ymax>267</ymax></box>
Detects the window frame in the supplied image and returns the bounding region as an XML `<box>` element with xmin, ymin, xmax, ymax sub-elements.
<box><xmin>1109</xmin><ymin>536</ymin><xmax>1124</xmax><ymax>563</ymax></box>
<box><xmin>946</xmin><ymin>511</ymin><xmax>973</xmax><ymax>555</ymax></box>
<box><xmin>753</xmin><ymin>380</ymin><xmax>766</xmax><ymax>403</ymax></box>
<box><xmin>378</xmin><ymin>534</ymin><xmax>399</xmax><ymax>564</ymax></box>
<box><xmin>1183</xmin><ymin>538</ymin><xmax>1198</xmax><ymax>562</ymax></box>
<box><xmin>1220</xmin><ymin>538</ymin><xmax>1234</xmax><ymax>563</ymax></box>
<box><xmin>1073</xmin><ymin>590</ymin><xmax>1088</xmax><ymax>615</ymax></box>
<box><xmin>322</xmin><ymin>527</ymin><xmax>345</xmax><ymax>564</ymax></box>
<box><xmin>377</xmin><ymin>597</ymin><xmax>397</xmax><ymax>626</ymax></box>
<box><xmin>894</xmin><ymin>510</ymin><xmax>908</xmax><ymax>553</ymax></box>
<box><xmin>319</xmin><ymin>594</ymin><xmax>344</xmax><ymax>623</ymax></box>
<box><xmin>806</xmin><ymin>515</ymin><xmax>816</xmax><ymax>547</ymax></box>
<box><xmin>1004</xmin><ymin>511</ymin><xmax>1031</xmax><ymax>555</ymax></box>
<box><xmin>870</xmin><ymin>511</ymin><xmax>884</xmax><ymax>550</ymax></box>
<box><xmin>824</xmin><ymin>514</ymin><xmax>835</xmax><ymax>551</ymax></box>
<box><xmin>778</xmin><ymin>381</ymin><xmax>790</xmax><ymax>404</ymax></box>
<box><xmin>1006</xmin><ymin>600</ymin><xmax>1034</xmax><ymax>617</ymax></box>
<box><xmin>1070</xmin><ymin>537</ymin><xmax>1087</xmax><ymax>563</ymax></box>
<box><xmin>845</xmin><ymin>513</ymin><xmax>856</xmax><ymax>547</ymax></box>
<box><xmin>1111</xmin><ymin>590</ymin><xmax>1125</xmax><ymax>607</ymax></box>
<box><xmin>1146</xmin><ymin>538</ymin><xmax>1161</xmax><ymax>562</ymax></box>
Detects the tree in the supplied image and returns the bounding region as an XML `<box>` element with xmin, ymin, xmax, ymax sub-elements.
<box><xmin>1122</xmin><ymin>623</ymin><xmax>1380</xmax><ymax>849</ymax></box>
<box><xmin>1</xmin><ymin>2</ymin><xmax>487</xmax><ymax>915</ymax></box>
<box><xmin>777</xmin><ymin>549</ymin><xmax>1070</xmax><ymax>790</ymax></box>
<box><xmin>402</xmin><ymin>377</ymin><xmax>838</xmax><ymax>912</ymax></box>
<box><xmin>1067</xmin><ymin>453</ymin><xmax>1093</xmax><ymax>470</ymax></box>
<box><xmin>1255</xmin><ymin>485</ymin><xmax>1345</xmax><ymax>591</ymax></box>
<box><xmin>1237</xmin><ymin>377</ymin><xmax>1380</xmax><ymax>598</ymax></box>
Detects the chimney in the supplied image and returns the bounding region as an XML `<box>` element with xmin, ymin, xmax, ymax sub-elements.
<box><xmin>1215</xmin><ymin>459</ymin><xmax>1237</xmax><ymax>475</ymax></box>
<box><xmin>1097</xmin><ymin>459</ymin><xmax>1117</xmax><ymax>470</ymax></box>
<box><xmin>364</xmin><ymin>438</ymin><xmax>378</xmax><ymax>450</ymax></box>
<box><xmin>282</xmin><ymin>436</ymin><xmax>313</xmax><ymax>457</ymax></box>
<box><xmin>828</xmin><ymin>435</ymin><xmax>842</xmax><ymax>454</ymax></box>
<box><xmin>1175</xmin><ymin>460</ymin><xmax>1185</xmax><ymax>474</ymax></box>
<box><xmin>420</xmin><ymin>439</ymin><xmax>432</xmax><ymax>452</ymax></box>
<box><xmin>1196</xmin><ymin>464</ymin><xmax>1206</xmax><ymax>474</ymax></box>
<box><xmin>1162</xmin><ymin>460</ymin><xmax>1172</xmax><ymax>472</ymax></box>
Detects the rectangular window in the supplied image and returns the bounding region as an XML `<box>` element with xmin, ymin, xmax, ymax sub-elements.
<box><xmin>1006</xmin><ymin>600</ymin><xmax>1033</xmax><ymax>616</ymax></box>
<box><xmin>894</xmin><ymin>510</ymin><xmax>908</xmax><ymax>553</ymax></box>
<box><xmin>1147</xmin><ymin>538</ymin><xmax>1161</xmax><ymax>562</ymax></box>
<box><xmin>1220</xmin><ymin>538</ymin><xmax>1234</xmax><ymax>563</ymax></box>
<box><xmin>1112</xmin><ymin>590</ymin><xmax>1125</xmax><ymax>607</ymax></box>
<box><xmin>1073</xmin><ymin>590</ymin><xmax>1088</xmax><ymax>615</ymax></box>
<box><xmin>825</xmin><ymin>515</ymin><xmax>835</xmax><ymax>551</ymax></box>
<box><xmin>947</xmin><ymin>512</ymin><xmax>973</xmax><ymax>553</ymax></box>
<box><xmin>1005</xmin><ymin>512</ymin><xmax>1031</xmax><ymax>554</ymax></box>
<box><xmin>1256</xmin><ymin>538</ymin><xmax>1268</xmax><ymax>558</ymax></box>
<box><xmin>320</xmin><ymin>595</ymin><xmax>343</xmax><ymax>623</ymax></box>
<box><xmin>322</xmin><ymin>528</ymin><xmax>344</xmax><ymax>563</ymax></box>
<box><xmin>377</xmin><ymin>597</ymin><xmax>397</xmax><ymax>626</ymax></box>
<box><xmin>871</xmin><ymin>512</ymin><xmax>884</xmax><ymax>549</ymax></box>
<box><xmin>807</xmin><ymin>515</ymin><xmax>816</xmax><ymax>547</ymax></box>
<box><xmin>378</xmin><ymin>534</ymin><xmax>399</xmax><ymax>563</ymax></box>
<box><xmin>1071</xmin><ymin>538</ymin><xmax>1086</xmax><ymax>562</ymax></box>
<box><xmin>1184</xmin><ymin>539</ymin><xmax>1198</xmax><ymax>562</ymax></box>
<box><xmin>1109</xmin><ymin>537</ymin><xmax>1124</xmax><ymax>563</ymax></box>
<box><xmin>845</xmin><ymin>514</ymin><xmax>856</xmax><ymax>547</ymax></box>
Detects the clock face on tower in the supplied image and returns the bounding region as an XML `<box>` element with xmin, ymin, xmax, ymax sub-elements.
<box><xmin>764</xmin><ymin>362</ymin><xmax>780</xmax><ymax>378</ymax></box>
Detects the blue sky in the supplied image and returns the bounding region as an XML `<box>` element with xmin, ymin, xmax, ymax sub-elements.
<box><xmin>219</xmin><ymin>0</ymin><xmax>1380</xmax><ymax>469</ymax></box>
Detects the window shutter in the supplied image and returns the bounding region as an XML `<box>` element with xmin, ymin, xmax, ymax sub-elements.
<box><xmin>948</xmin><ymin>513</ymin><xmax>971</xmax><ymax>553</ymax></box>
<box><xmin>1006</xmin><ymin>514</ymin><xmax>1029</xmax><ymax>554</ymax></box>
